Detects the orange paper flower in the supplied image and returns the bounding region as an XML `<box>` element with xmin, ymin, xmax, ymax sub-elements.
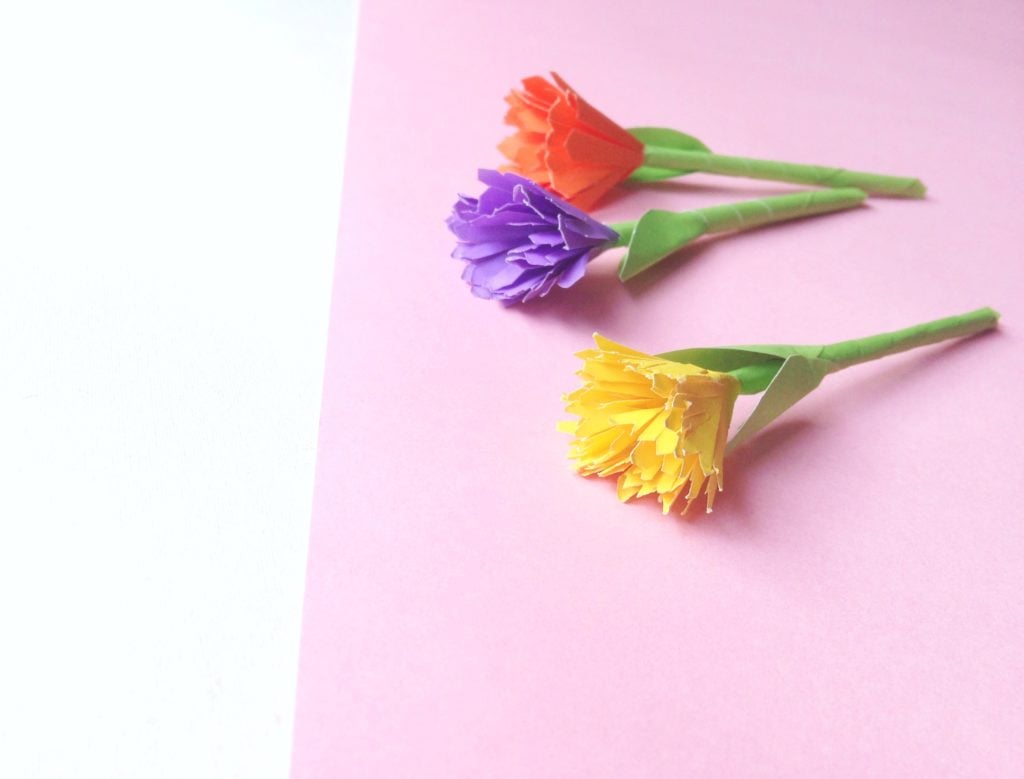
<box><xmin>499</xmin><ymin>73</ymin><xmax>644</xmax><ymax>211</ymax></box>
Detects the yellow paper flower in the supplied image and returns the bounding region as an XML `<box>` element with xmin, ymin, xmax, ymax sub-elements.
<box><xmin>560</xmin><ymin>334</ymin><xmax>740</xmax><ymax>515</ymax></box>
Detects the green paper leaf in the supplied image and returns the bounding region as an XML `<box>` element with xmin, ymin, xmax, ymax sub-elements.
<box><xmin>657</xmin><ymin>347</ymin><xmax>784</xmax><ymax>374</ymax></box>
<box><xmin>618</xmin><ymin>210</ymin><xmax>707</xmax><ymax>281</ymax></box>
<box><xmin>628</xmin><ymin>168</ymin><xmax>684</xmax><ymax>184</ymax></box>
<box><xmin>726</xmin><ymin>344</ymin><xmax>826</xmax><ymax>361</ymax></box>
<box><xmin>660</xmin><ymin>347</ymin><xmax>786</xmax><ymax>395</ymax></box>
<box><xmin>658</xmin><ymin>344</ymin><xmax>826</xmax><ymax>377</ymax></box>
<box><xmin>626</xmin><ymin>127</ymin><xmax>711</xmax><ymax>183</ymax></box>
<box><xmin>628</xmin><ymin>127</ymin><xmax>711</xmax><ymax>152</ymax></box>
<box><xmin>726</xmin><ymin>355</ymin><xmax>833</xmax><ymax>453</ymax></box>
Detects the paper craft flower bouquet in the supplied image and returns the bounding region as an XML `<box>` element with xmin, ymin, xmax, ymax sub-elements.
<box><xmin>560</xmin><ymin>309</ymin><xmax>999</xmax><ymax>515</ymax></box>
<box><xmin>443</xmin><ymin>71</ymin><xmax>997</xmax><ymax>518</ymax></box>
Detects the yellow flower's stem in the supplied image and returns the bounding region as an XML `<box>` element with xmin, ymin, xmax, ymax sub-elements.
<box><xmin>720</xmin><ymin>308</ymin><xmax>1000</xmax><ymax>395</ymax></box>
<box><xmin>729</xmin><ymin>362</ymin><xmax>779</xmax><ymax>394</ymax></box>
<box><xmin>818</xmin><ymin>308</ymin><xmax>1000</xmax><ymax>372</ymax></box>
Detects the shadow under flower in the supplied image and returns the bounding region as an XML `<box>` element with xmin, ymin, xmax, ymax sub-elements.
<box><xmin>505</xmin><ymin>256</ymin><xmax>634</xmax><ymax>332</ymax></box>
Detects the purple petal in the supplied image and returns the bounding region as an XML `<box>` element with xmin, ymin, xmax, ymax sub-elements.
<box><xmin>556</xmin><ymin>253</ymin><xmax>592</xmax><ymax>289</ymax></box>
<box><xmin>448</xmin><ymin>169</ymin><xmax>617</xmax><ymax>304</ymax></box>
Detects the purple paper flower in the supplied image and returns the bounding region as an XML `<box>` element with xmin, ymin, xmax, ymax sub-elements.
<box><xmin>447</xmin><ymin>170</ymin><xmax>619</xmax><ymax>303</ymax></box>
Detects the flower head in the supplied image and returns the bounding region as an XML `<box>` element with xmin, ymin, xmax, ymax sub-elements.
<box><xmin>447</xmin><ymin>169</ymin><xmax>618</xmax><ymax>303</ymax></box>
<box><xmin>561</xmin><ymin>334</ymin><xmax>740</xmax><ymax>514</ymax></box>
<box><xmin>499</xmin><ymin>73</ymin><xmax>645</xmax><ymax>211</ymax></box>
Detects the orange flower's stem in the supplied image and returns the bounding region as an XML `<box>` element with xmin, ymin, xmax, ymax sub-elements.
<box><xmin>643</xmin><ymin>147</ymin><xmax>926</xmax><ymax>199</ymax></box>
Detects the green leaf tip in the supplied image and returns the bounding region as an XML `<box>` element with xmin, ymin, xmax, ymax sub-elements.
<box><xmin>626</xmin><ymin>126</ymin><xmax>710</xmax><ymax>183</ymax></box>
<box><xmin>726</xmin><ymin>355</ymin><xmax>832</xmax><ymax>453</ymax></box>
<box><xmin>657</xmin><ymin>346</ymin><xmax>786</xmax><ymax>377</ymax></box>
<box><xmin>617</xmin><ymin>210</ymin><xmax>707</xmax><ymax>281</ymax></box>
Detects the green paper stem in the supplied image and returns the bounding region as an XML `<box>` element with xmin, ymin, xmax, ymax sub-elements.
<box><xmin>608</xmin><ymin>188</ymin><xmax>864</xmax><ymax>247</ymax></box>
<box><xmin>642</xmin><ymin>146</ymin><xmax>926</xmax><ymax>199</ymax></box>
<box><xmin>690</xmin><ymin>187</ymin><xmax>867</xmax><ymax>233</ymax></box>
<box><xmin>609</xmin><ymin>188</ymin><xmax>866</xmax><ymax>281</ymax></box>
<box><xmin>729</xmin><ymin>361</ymin><xmax>782</xmax><ymax>395</ymax></box>
<box><xmin>816</xmin><ymin>307</ymin><xmax>1000</xmax><ymax>372</ymax></box>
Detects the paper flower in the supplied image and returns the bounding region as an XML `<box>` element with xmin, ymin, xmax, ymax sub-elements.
<box><xmin>563</xmin><ymin>308</ymin><xmax>1000</xmax><ymax>515</ymax></box>
<box><xmin>500</xmin><ymin>73</ymin><xmax>925</xmax><ymax>210</ymax></box>
<box><xmin>449</xmin><ymin>173</ymin><xmax>866</xmax><ymax>298</ymax></box>
<box><xmin>498</xmin><ymin>73</ymin><xmax>644</xmax><ymax>211</ymax></box>
<box><xmin>561</xmin><ymin>335</ymin><xmax>740</xmax><ymax>514</ymax></box>
<box><xmin>447</xmin><ymin>169</ymin><xmax>618</xmax><ymax>302</ymax></box>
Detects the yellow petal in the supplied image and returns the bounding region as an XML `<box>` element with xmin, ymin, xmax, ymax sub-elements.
<box><xmin>561</xmin><ymin>333</ymin><xmax>740</xmax><ymax>515</ymax></box>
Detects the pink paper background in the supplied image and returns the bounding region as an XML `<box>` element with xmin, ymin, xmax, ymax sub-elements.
<box><xmin>293</xmin><ymin>1</ymin><xmax>1024</xmax><ymax>775</ymax></box>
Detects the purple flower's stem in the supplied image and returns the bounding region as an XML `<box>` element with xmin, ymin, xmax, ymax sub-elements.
<box><xmin>607</xmin><ymin>187</ymin><xmax>864</xmax><ymax>252</ymax></box>
<box><xmin>689</xmin><ymin>188</ymin><xmax>866</xmax><ymax>233</ymax></box>
<box><xmin>607</xmin><ymin>222</ymin><xmax>635</xmax><ymax>248</ymax></box>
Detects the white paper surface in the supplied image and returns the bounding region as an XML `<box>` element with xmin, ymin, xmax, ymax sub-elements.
<box><xmin>0</xmin><ymin>1</ymin><xmax>358</xmax><ymax>776</ymax></box>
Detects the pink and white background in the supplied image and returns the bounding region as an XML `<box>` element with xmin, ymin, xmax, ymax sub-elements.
<box><xmin>3</xmin><ymin>1</ymin><xmax>1023</xmax><ymax>777</ymax></box>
